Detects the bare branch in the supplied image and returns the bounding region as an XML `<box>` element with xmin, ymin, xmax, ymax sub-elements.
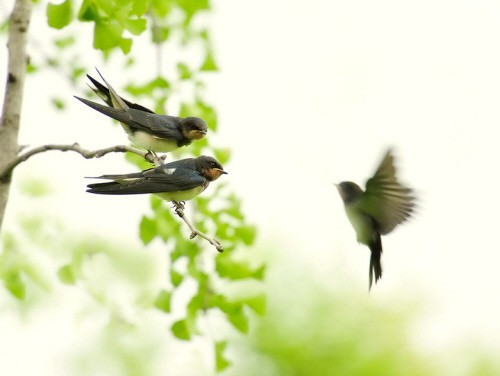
<box><xmin>0</xmin><ymin>143</ymin><xmax>164</xmax><ymax>181</ymax></box>
<box><xmin>174</xmin><ymin>201</ymin><xmax>224</xmax><ymax>252</ymax></box>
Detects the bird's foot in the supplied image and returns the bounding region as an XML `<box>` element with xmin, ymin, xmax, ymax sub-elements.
<box><xmin>173</xmin><ymin>201</ymin><xmax>186</xmax><ymax>216</ymax></box>
<box><xmin>145</xmin><ymin>150</ymin><xmax>166</xmax><ymax>166</ymax></box>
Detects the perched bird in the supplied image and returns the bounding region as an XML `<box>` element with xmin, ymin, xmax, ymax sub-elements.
<box><xmin>335</xmin><ymin>149</ymin><xmax>416</xmax><ymax>289</ymax></box>
<box><xmin>87</xmin><ymin>155</ymin><xmax>226</xmax><ymax>202</ymax></box>
<box><xmin>75</xmin><ymin>71</ymin><xmax>208</xmax><ymax>152</ymax></box>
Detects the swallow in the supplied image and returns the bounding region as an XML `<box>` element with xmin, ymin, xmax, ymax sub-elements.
<box><xmin>87</xmin><ymin>155</ymin><xmax>226</xmax><ymax>202</ymax></box>
<box><xmin>335</xmin><ymin>149</ymin><xmax>416</xmax><ymax>289</ymax></box>
<box><xmin>75</xmin><ymin>70</ymin><xmax>208</xmax><ymax>152</ymax></box>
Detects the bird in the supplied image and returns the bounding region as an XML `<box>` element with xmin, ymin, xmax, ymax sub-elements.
<box><xmin>335</xmin><ymin>149</ymin><xmax>416</xmax><ymax>289</ymax></box>
<box><xmin>75</xmin><ymin>70</ymin><xmax>208</xmax><ymax>152</ymax></box>
<box><xmin>87</xmin><ymin>155</ymin><xmax>226</xmax><ymax>203</ymax></box>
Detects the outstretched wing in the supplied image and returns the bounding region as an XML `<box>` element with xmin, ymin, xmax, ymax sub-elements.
<box><xmin>358</xmin><ymin>149</ymin><xmax>416</xmax><ymax>235</ymax></box>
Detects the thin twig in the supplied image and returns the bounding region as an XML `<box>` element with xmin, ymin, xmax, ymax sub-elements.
<box><xmin>0</xmin><ymin>143</ymin><xmax>164</xmax><ymax>181</ymax></box>
<box><xmin>174</xmin><ymin>201</ymin><xmax>224</xmax><ymax>252</ymax></box>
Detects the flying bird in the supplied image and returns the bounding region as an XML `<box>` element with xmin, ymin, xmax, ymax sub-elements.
<box><xmin>75</xmin><ymin>70</ymin><xmax>208</xmax><ymax>152</ymax></box>
<box><xmin>336</xmin><ymin>149</ymin><xmax>416</xmax><ymax>289</ymax></box>
<box><xmin>87</xmin><ymin>155</ymin><xmax>226</xmax><ymax>202</ymax></box>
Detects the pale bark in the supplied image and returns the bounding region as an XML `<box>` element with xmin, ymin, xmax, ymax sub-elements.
<box><xmin>0</xmin><ymin>0</ymin><xmax>33</xmax><ymax>229</ymax></box>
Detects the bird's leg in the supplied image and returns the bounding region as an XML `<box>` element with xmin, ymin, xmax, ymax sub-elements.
<box><xmin>173</xmin><ymin>201</ymin><xmax>185</xmax><ymax>215</ymax></box>
<box><xmin>144</xmin><ymin>149</ymin><xmax>165</xmax><ymax>167</ymax></box>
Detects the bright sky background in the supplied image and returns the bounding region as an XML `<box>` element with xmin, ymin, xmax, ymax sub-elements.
<box><xmin>2</xmin><ymin>0</ymin><xmax>500</xmax><ymax>373</ymax></box>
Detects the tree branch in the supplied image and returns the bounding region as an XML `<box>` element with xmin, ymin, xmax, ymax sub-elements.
<box><xmin>174</xmin><ymin>201</ymin><xmax>224</xmax><ymax>252</ymax></box>
<box><xmin>0</xmin><ymin>142</ymin><xmax>222</xmax><ymax>250</ymax></box>
<box><xmin>0</xmin><ymin>0</ymin><xmax>33</xmax><ymax>229</ymax></box>
<box><xmin>0</xmin><ymin>143</ymin><xmax>165</xmax><ymax>181</ymax></box>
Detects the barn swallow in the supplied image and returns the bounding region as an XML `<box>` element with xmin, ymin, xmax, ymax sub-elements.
<box><xmin>87</xmin><ymin>155</ymin><xmax>226</xmax><ymax>202</ymax></box>
<box><xmin>336</xmin><ymin>149</ymin><xmax>416</xmax><ymax>289</ymax></box>
<box><xmin>75</xmin><ymin>70</ymin><xmax>207</xmax><ymax>152</ymax></box>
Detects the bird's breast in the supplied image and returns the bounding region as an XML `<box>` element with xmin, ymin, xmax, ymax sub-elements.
<box><xmin>130</xmin><ymin>131</ymin><xmax>178</xmax><ymax>152</ymax></box>
<box><xmin>154</xmin><ymin>184</ymin><xmax>206</xmax><ymax>202</ymax></box>
<box><xmin>345</xmin><ymin>206</ymin><xmax>377</xmax><ymax>246</ymax></box>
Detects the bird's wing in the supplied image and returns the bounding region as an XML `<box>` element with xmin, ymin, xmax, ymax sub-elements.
<box><xmin>74</xmin><ymin>96</ymin><xmax>138</xmax><ymax>128</ymax></box>
<box><xmin>87</xmin><ymin>171</ymin><xmax>149</xmax><ymax>180</ymax></box>
<box><xmin>86</xmin><ymin>74</ymin><xmax>155</xmax><ymax>114</ymax></box>
<box><xmin>75</xmin><ymin>95</ymin><xmax>184</xmax><ymax>141</ymax></box>
<box><xmin>87</xmin><ymin>166</ymin><xmax>205</xmax><ymax>195</ymax></box>
<box><xmin>358</xmin><ymin>149</ymin><xmax>416</xmax><ymax>235</ymax></box>
<box><xmin>142</xmin><ymin>166</ymin><xmax>205</xmax><ymax>191</ymax></box>
<box><xmin>128</xmin><ymin>112</ymin><xmax>185</xmax><ymax>140</ymax></box>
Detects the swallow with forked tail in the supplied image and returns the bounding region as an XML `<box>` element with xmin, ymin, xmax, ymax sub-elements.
<box><xmin>87</xmin><ymin>155</ymin><xmax>226</xmax><ymax>202</ymax></box>
<box><xmin>75</xmin><ymin>70</ymin><xmax>207</xmax><ymax>152</ymax></box>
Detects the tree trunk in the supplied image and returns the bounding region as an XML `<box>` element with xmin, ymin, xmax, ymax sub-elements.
<box><xmin>0</xmin><ymin>0</ymin><xmax>32</xmax><ymax>230</ymax></box>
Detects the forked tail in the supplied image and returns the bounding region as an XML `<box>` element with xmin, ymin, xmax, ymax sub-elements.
<box><xmin>369</xmin><ymin>234</ymin><xmax>383</xmax><ymax>290</ymax></box>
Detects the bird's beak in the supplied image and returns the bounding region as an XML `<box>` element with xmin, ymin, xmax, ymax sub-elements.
<box><xmin>216</xmin><ymin>168</ymin><xmax>227</xmax><ymax>175</ymax></box>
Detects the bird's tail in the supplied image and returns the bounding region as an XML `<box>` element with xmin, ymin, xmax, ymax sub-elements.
<box><xmin>368</xmin><ymin>234</ymin><xmax>383</xmax><ymax>290</ymax></box>
<box><xmin>87</xmin><ymin>73</ymin><xmax>155</xmax><ymax>114</ymax></box>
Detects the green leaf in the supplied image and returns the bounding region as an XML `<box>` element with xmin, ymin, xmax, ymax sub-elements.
<box><xmin>213</xmin><ymin>148</ymin><xmax>231</xmax><ymax>165</ymax></box>
<box><xmin>71</xmin><ymin>66</ymin><xmax>86</xmax><ymax>81</ymax></box>
<box><xmin>235</xmin><ymin>225</ymin><xmax>257</xmax><ymax>245</ymax></box>
<box><xmin>120</xmin><ymin>37</ymin><xmax>133</xmax><ymax>54</ymax></box>
<box><xmin>51</xmin><ymin>97</ymin><xmax>65</xmax><ymax>110</ymax></box>
<box><xmin>152</xmin><ymin>25</ymin><xmax>170</xmax><ymax>44</ymax></box>
<box><xmin>4</xmin><ymin>271</ymin><xmax>25</xmax><ymax>300</ymax></box>
<box><xmin>26</xmin><ymin>63</ymin><xmax>38</xmax><ymax>74</ymax></box>
<box><xmin>57</xmin><ymin>265</ymin><xmax>76</xmax><ymax>285</ymax></box>
<box><xmin>139</xmin><ymin>216</ymin><xmax>156</xmax><ymax>245</ymax></box>
<box><xmin>0</xmin><ymin>19</ymin><xmax>9</xmax><ymax>34</ymax></box>
<box><xmin>241</xmin><ymin>294</ymin><xmax>266</xmax><ymax>315</ymax></box>
<box><xmin>93</xmin><ymin>21</ymin><xmax>123</xmax><ymax>51</ymax></box>
<box><xmin>131</xmin><ymin>0</ymin><xmax>148</xmax><ymax>16</ymax></box>
<box><xmin>216</xmin><ymin>255</ymin><xmax>264</xmax><ymax>280</ymax></box>
<box><xmin>156</xmin><ymin>214</ymin><xmax>174</xmax><ymax>242</ymax></box>
<box><xmin>151</xmin><ymin>0</ymin><xmax>172</xmax><ymax>17</ymax></box>
<box><xmin>200</xmin><ymin>49</ymin><xmax>218</xmax><ymax>71</ymax></box>
<box><xmin>177</xmin><ymin>63</ymin><xmax>192</xmax><ymax>80</ymax></box>
<box><xmin>170</xmin><ymin>269</ymin><xmax>183</xmax><ymax>287</ymax></box>
<box><xmin>18</xmin><ymin>178</ymin><xmax>51</xmax><ymax>197</ymax></box>
<box><xmin>171</xmin><ymin>319</ymin><xmax>190</xmax><ymax>340</ymax></box>
<box><xmin>216</xmin><ymin>298</ymin><xmax>249</xmax><ymax>334</ymax></box>
<box><xmin>125</xmin><ymin>151</ymin><xmax>152</xmax><ymax>170</ymax></box>
<box><xmin>77</xmin><ymin>0</ymin><xmax>98</xmax><ymax>21</ymax></box>
<box><xmin>226</xmin><ymin>304</ymin><xmax>249</xmax><ymax>334</ymax></box>
<box><xmin>126</xmin><ymin>18</ymin><xmax>147</xmax><ymax>36</ymax></box>
<box><xmin>154</xmin><ymin>290</ymin><xmax>171</xmax><ymax>313</ymax></box>
<box><xmin>215</xmin><ymin>341</ymin><xmax>231</xmax><ymax>372</ymax></box>
<box><xmin>47</xmin><ymin>0</ymin><xmax>73</xmax><ymax>29</ymax></box>
<box><xmin>54</xmin><ymin>36</ymin><xmax>75</xmax><ymax>48</ymax></box>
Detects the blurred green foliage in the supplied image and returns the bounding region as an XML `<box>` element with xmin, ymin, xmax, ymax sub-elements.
<box><xmin>225</xmin><ymin>260</ymin><xmax>500</xmax><ymax>376</ymax></box>
<box><xmin>1</xmin><ymin>0</ymin><xmax>261</xmax><ymax>373</ymax></box>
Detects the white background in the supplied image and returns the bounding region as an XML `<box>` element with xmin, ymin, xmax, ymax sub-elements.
<box><xmin>1</xmin><ymin>0</ymin><xmax>500</xmax><ymax>373</ymax></box>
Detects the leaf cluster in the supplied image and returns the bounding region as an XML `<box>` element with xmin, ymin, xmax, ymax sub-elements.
<box><xmin>0</xmin><ymin>0</ymin><xmax>263</xmax><ymax>373</ymax></box>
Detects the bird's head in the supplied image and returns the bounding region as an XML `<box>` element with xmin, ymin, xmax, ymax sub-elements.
<box><xmin>196</xmin><ymin>156</ymin><xmax>227</xmax><ymax>181</ymax></box>
<box><xmin>335</xmin><ymin>181</ymin><xmax>364</xmax><ymax>204</ymax></box>
<box><xmin>181</xmin><ymin>117</ymin><xmax>208</xmax><ymax>141</ymax></box>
